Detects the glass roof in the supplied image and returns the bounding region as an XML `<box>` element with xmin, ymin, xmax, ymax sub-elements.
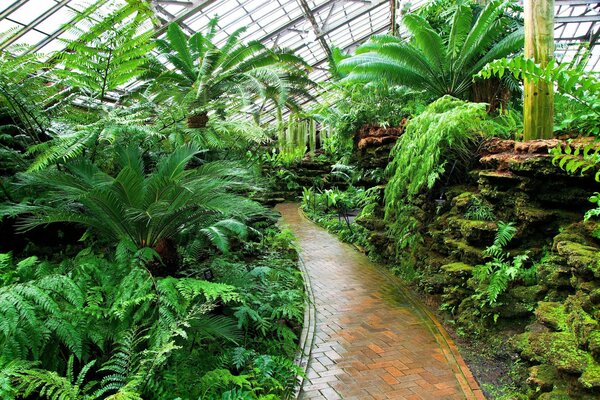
<box><xmin>0</xmin><ymin>0</ymin><xmax>598</xmax><ymax>114</ymax></box>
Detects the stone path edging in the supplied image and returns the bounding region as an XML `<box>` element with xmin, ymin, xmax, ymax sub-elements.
<box><xmin>283</xmin><ymin>219</ymin><xmax>318</xmax><ymax>400</ymax></box>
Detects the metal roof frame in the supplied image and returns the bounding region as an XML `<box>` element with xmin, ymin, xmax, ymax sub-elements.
<box><xmin>0</xmin><ymin>0</ymin><xmax>598</xmax><ymax>107</ymax></box>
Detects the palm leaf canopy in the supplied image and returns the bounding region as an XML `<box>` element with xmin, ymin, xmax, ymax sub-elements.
<box><xmin>148</xmin><ymin>19</ymin><xmax>313</xmax><ymax>116</ymax></box>
<box><xmin>10</xmin><ymin>145</ymin><xmax>266</xmax><ymax>250</ymax></box>
<box><xmin>338</xmin><ymin>0</ymin><xmax>523</xmax><ymax>98</ymax></box>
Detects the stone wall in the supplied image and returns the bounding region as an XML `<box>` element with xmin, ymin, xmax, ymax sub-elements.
<box><xmin>356</xmin><ymin>138</ymin><xmax>600</xmax><ymax>398</ymax></box>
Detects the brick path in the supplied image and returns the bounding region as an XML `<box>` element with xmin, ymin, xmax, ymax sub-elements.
<box><xmin>276</xmin><ymin>203</ymin><xmax>485</xmax><ymax>400</ymax></box>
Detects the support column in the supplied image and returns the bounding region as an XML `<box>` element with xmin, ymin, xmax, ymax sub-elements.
<box><xmin>523</xmin><ymin>0</ymin><xmax>555</xmax><ymax>140</ymax></box>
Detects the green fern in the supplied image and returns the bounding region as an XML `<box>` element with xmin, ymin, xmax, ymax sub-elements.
<box><xmin>473</xmin><ymin>222</ymin><xmax>533</xmax><ymax>306</ymax></box>
<box><xmin>384</xmin><ymin>96</ymin><xmax>490</xmax><ymax>253</ymax></box>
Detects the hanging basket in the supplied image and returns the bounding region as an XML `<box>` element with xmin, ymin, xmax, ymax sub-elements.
<box><xmin>187</xmin><ymin>112</ymin><xmax>209</xmax><ymax>128</ymax></box>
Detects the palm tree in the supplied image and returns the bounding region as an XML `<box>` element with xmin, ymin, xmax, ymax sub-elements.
<box><xmin>149</xmin><ymin>19</ymin><xmax>312</xmax><ymax>129</ymax></box>
<box><xmin>7</xmin><ymin>145</ymin><xmax>266</xmax><ymax>272</ymax></box>
<box><xmin>338</xmin><ymin>0</ymin><xmax>523</xmax><ymax>100</ymax></box>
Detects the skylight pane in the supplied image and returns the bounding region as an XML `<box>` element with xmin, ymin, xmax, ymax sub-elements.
<box><xmin>36</xmin><ymin>6</ymin><xmax>75</xmax><ymax>34</ymax></box>
<box><xmin>7</xmin><ymin>0</ymin><xmax>55</xmax><ymax>24</ymax></box>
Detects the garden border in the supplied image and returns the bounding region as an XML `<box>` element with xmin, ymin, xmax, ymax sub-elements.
<box><xmin>279</xmin><ymin>213</ymin><xmax>317</xmax><ymax>400</ymax></box>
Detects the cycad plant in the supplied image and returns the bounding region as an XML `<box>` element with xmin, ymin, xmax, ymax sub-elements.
<box><xmin>338</xmin><ymin>0</ymin><xmax>523</xmax><ymax>99</ymax></box>
<box><xmin>7</xmin><ymin>145</ymin><xmax>265</xmax><ymax>272</ymax></box>
<box><xmin>149</xmin><ymin>19</ymin><xmax>311</xmax><ymax>129</ymax></box>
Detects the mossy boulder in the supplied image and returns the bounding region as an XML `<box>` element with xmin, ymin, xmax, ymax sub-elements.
<box><xmin>507</xmin><ymin>155</ymin><xmax>560</xmax><ymax>177</ymax></box>
<box><xmin>515</xmin><ymin>205</ymin><xmax>557</xmax><ymax>225</ymax></box>
<box><xmin>441</xmin><ymin>262</ymin><xmax>474</xmax><ymax>277</ymax></box>
<box><xmin>527</xmin><ymin>331</ymin><xmax>590</xmax><ymax>374</ymax></box>
<box><xmin>579</xmin><ymin>362</ymin><xmax>600</xmax><ymax>389</ymax></box>
<box><xmin>555</xmin><ymin>240</ymin><xmax>600</xmax><ymax>278</ymax></box>
<box><xmin>511</xmin><ymin>285</ymin><xmax>544</xmax><ymax>304</ymax></box>
<box><xmin>536</xmin><ymin>255</ymin><xmax>573</xmax><ymax>291</ymax></box>
<box><xmin>527</xmin><ymin>364</ymin><xmax>558</xmax><ymax>392</ymax></box>
<box><xmin>451</xmin><ymin>192</ymin><xmax>477</xmax><ymax>212</ymax></box>
<box><xmin>588</xmin><ymin>330</ymin><xmax>600</xmax><ymax>358</ymax></box>
<box><xmin>536</xmin><ymin>302</ymin><xmax>568</xmax><ymax>331</ymax></box>
<box><xmin>443</xmin><ymin>238</ymin><xmax>486</xmax><ymax>264</ymax></box>
<box><xmin>447</xmin><ymin>217</ymin><xmax>497</xmax><ymax>245</ymax></box>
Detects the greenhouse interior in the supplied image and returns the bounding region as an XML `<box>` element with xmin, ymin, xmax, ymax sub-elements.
<box><xmin>0</xmin><ymin>0</ymin><xmax>599</xmax><ymax>399</ymax></box>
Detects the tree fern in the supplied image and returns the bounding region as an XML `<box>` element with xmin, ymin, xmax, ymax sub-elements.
<box><xmin>338</xmin><ymin>0</ymin><xmax>523</xmax><ymax>99</ymax></box>
<box><xmin>149</xmin><ymin>19</ymin><xmax>313</xmax><ymax>133</ymax></box>
<box><xmin>6</xmin><ymin>145</ymin><xmax>267</xmax><ymax>271</ymax></box>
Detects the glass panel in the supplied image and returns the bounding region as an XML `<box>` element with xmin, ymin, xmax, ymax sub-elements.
<box><xmin>7</xmin><ymin>0</ymin><xmax>55</xmax><ymax>24</ymax></box>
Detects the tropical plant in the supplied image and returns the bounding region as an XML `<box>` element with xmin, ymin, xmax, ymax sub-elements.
<box><xmin>149</xmin><ymin>19</ymin><xmax>312</xmax><ymax>131</ymax></box>
<box><xmin>478</xmin><ymin>55</ymin><xmax>600</xmax><ymax>136</ymax></box>
<box><xmin>472</xmin><ymin>222</ymin><xmax>534</xmax><ymax>306</ymax></box>
<box><xmin>550</xmin><ymin>141</ymin><xmax>600</xmax><ymax>235</ymax></box>
<box><xmin>54</xmin><ymin>2</ymin><xmax>154</xmax><ymax>103</ymax></box>
<box><xmin>0</xmin><ymin>247</ymin><xmax>242</xmax><ymax>399</ymax></box>
<box><xmin>465</xmin><ymin>197</ymin><xmax>496</xmax><ymax>221</ymax></box>
<box><xmin>383</xmin><ymin>96</ymin><xmax>493</xmax><ymax>254</ymax></box>
<box><xmin>3</xmin><ymin>145</ymin><xmax>265</xmax><ymax>271</ymax></box>
<box><xmin>338</xmin><ymin>0</ymin><xmax>523</xmax><ymax>99</ymax></box>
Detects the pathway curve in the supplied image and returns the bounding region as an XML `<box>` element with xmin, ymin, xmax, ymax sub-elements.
<box><xmin>276</xmin><ymin>203</ymin><xmax>485</xmax><ymax>400</ymax></box>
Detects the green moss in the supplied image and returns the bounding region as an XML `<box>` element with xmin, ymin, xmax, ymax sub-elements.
<box><xmin>538</xmin><ymin>389</ymin><xmax>572</xmax><ymax>400</ymax></box>
<box><xmin>447</xmin><ymin>217</ymin><xmax>497</xmax><ymax>245</ymax></box>
<box><xmin>555</xmin><ymin>240</ymin><xmax>600</xmax><ymax>278</ymax></box>
<box><xmin>513</xmin><ymin>332</ymin><xmax>535</xmax><ymax>360</ymax></box>
<box><xmin>515</xmin><ymin>205</ymin><xmax>557</xmax><ymax>224</ymax></box>
<box><xmin>535</xmin><ymin>302</ymin><xmax>568</xmax><ymax>331</ymax></box>
<box><xmin>441</xmin><ymin>262</ymin><xmax>474</xmax><ymax>275</ymax></box>
<box><xmin>527</xmin><ymin>364</ymin><xmax>558</xmax><ymax>392</ymax></box>
<box><xmin>451</xmin><ymin>192</ymin><xmax>477</xmax><ymax>211</ymax></box>
<box><xmin>510</xmin><ymin>285</ymin><xmax>543</xmax><ymax>304</ymax></box>
<box><xmin>588</xmin><ymin>330</ymin><xmax>600</xmax><ymax>358</ymax></box>
<box><xmin>579</xmin><ymin>362</ymin><xmax>600</xmax><ymax>389</ymax></box>
<box><xmin>444</xmin><ymin>238</ymin><xmax>486</xmax><ymax>264</ymax></box>
<box><xmin>528</xmin><ymin>331</ymin><xmax>590</xmax><ymax>374</ymax></box>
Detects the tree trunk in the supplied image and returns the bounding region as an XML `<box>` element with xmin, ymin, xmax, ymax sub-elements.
<box><xmin>471</xmin><ymin>77</ymin><xmax>512</xmax><ymax>113</ymax></box>
<box><xmin>187</xmin><ymin>111</ymin><xmax>209</xmax><ymax>129</ymax></box>
<box><xmin>523</xmin><ymin>0</ymin><xmax>555</xmax><ymax>140</ymax></box>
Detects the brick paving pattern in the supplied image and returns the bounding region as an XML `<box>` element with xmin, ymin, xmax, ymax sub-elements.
<box><xmin>276</xmin><ymin>203</ymin><xmax>485</xmax><ymax>400</ymax></box>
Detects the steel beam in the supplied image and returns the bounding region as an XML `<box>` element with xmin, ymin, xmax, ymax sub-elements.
<box><xmin>295</xmin><ymin>0</ymin><xmax>333</xmax><ymax>59</ymax></box>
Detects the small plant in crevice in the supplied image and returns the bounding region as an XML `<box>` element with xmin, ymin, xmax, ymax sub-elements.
<box><xmin>464</xmin><ymin>197</ymin><xmax>496</xmax><ymax>221</ymax></box>
<box><xmin>472</xmin><ymin>222</ymin><xmax>536</xmax><ymax>308</ymax></box>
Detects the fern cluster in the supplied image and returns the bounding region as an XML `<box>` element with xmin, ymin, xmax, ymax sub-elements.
<box><xmin>384</xmin><ymin>96</ymin><xmax>490</xmax><ymax>252</ymax></box>
<box><xmin>472</xmin><ymin>222</ymin><xmax>535</xmax><ymax>307</ymax></box>
<box><xmin>0</xmin><ymin>245</ymin><xmax>248</xmax><ymax>399</ymax></box>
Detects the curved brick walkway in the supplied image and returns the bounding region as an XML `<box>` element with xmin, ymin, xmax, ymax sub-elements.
<box><xmin>276</xmin><ymin>203</ymin><xmax>485</xmax><ymax>400</ymax></box>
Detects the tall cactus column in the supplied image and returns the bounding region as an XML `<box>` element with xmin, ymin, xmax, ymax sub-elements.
<box><xmin>523</xmin><ymin>0</ymin><xmax>555</xmax><ymax>140</ymax></box>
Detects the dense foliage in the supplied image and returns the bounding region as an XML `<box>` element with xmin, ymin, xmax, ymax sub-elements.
<box><xmin>0</xmin><ymin>1</ymin><xmax>313</xmax><ymax>398</ymax></box>
<box><xmin>384</xmin><ymin>96</ymin><xmax>491</xmax><ymax>251</ymax></box>
<box><xmin>338</xmin><ymin>0</ymin><xmax>523</xmax><ymax>99</ymax></box>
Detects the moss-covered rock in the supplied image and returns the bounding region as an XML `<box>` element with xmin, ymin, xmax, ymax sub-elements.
<box><xmin>528</xmin><ymin>331</ymin><xmax>590</xmax><ymax>374</ymax></box>
<box><xmin>536</xmin><ymin>255</ymin><xmax>573</xmax><ymax>292</ymax></box>
<box><xmin>579</xmin><ymin>361</ymin><xmax>600</xmax><ymax>389</ymax></box>
<box><xmin>527</xmin><ymin>364</ymin><xmax>558</xmax><ymax>392</ymax></box>
<box><xmin>441</xmin><ymin>262</ymin><xmax>474</xmax><ymax>276</ymax></box>
<box><xmin>515</xmin><ymin>205</ymin><xmax>557</xmax><ymax>225</ymax></box>
<box><xmin>555</xmin><ymin>240</ymin><xmax>600</xmax><ymax>278</ymax></box>
<box><xmin>447</xmin><ymin>217</ymin><xmax>497</xmax><ymax>245</ymax></box>
<box><xmin>444</xmin><ymin>238</ymin><xmax>486</xmax><ymax>265</ymax></box>
<box><xmin>588</xmin><ymin>330</ymin><xmax>600</xmax><ymax>358</ymax></box>
<box><xmin>536</xmin><ymin>302</ymin><xmax>568</xmax><ymax>331</ymax></box>
<box><xmin>451</xmin><ymin>191</ymin><xmax>477</xmax><ymax>212</ymax></box>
